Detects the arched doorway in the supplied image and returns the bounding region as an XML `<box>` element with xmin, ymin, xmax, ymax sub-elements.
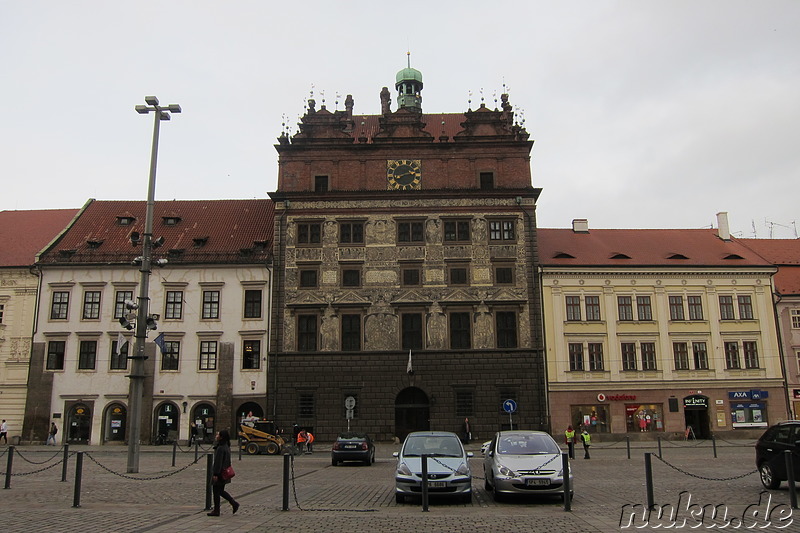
<box><xmin>236</xmin><ymin>402</ymin><xmax>264</xmax><ymax>423</ymax></box>
<box><xmin>104</xmin><ymin>403</ymin><xmax>126</xmax><ymax>443</ymax></box>
<box><xmin>153</xmin><ymin>402</ymin><xmax>180</xmax><ymax>445</ymax></box>
<box><xmin>193</xmin><ymin>403</ymin><xmax>216</xmax><ymax>444</ymax></box>
<box><xmin>683</xmin><ymin>395</ymin><xmax>711</xmax><ymax>439</ymax></box>
<box><xmin>395</xmin><ymin>387</ymin><xmax>430</xmax><ymax>440</ymax></box>
<box><xmin>67</xmin><ymin>403</ymin><xmax>92</xmax><ymax>444</ymax></box>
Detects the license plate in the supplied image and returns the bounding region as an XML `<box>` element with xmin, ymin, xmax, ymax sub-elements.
<box><xmin>428</xmin><ymin>481</ymin><xmax>446</xmax><ymax>488</ymax></box>
<box><xmin>525</xmin><ymin>478</ymin><xmax>550</xmax><ymax>486</ymax></box>
<box><xmin>344</xmin><ymin>445</ymin><xmax>357</xmax><ymax>449</ymax></box>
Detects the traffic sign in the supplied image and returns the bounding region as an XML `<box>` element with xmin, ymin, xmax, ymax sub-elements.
<box><xmin>345</xmin><ymin>396</ymin><xmax>356</xmax><ymax>410</ymax></box>
<box><xmin>502</xmin><ymin>399</ymin><xmax>517</xmax><ymax>414</ymax></box>
<box><xmin>346</xmin><ymin>409</ymin><xmax>354</xmax><ymax>420</ymax></box>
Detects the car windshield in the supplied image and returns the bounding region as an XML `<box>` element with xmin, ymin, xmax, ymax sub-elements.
<box><xmin>497</xmin><ymin>434</ymin><xmax>560</xmax><ymax>455</ymax></box>
<box><xmin>403</xmin><ymin>435</ymin><xmax>463</xmax><ymax>457</ymax></box>
<box><xmin>337</xmin><ymin>433</ymin><xmax>367</xmax><ymax>442</ymax></box>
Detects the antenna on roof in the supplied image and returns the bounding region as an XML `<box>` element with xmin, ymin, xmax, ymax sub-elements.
<box><xmin>407</xmin><ymin>49</ymin><xmax>411</xmax><ymax>68</ymax></box>
<box><xmin>467</xmin><ymin>90</ymin><xmax>472</xmax><ymax>110</ymax></box>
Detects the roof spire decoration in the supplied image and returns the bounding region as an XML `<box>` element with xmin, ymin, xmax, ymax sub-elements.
<box><xmin>395</xmin><ymin>53</ymin><xmax>423</xmax><ymax>112</ymax></box>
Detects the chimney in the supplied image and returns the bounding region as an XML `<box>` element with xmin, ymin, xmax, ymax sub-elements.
<box><xmin>572</xmin><ymin>219</ymin><xmax>589</xmax><ymax>233</ymax></box>
<box><xmin>717</xmin><ymin>212</ymin><xmax>731</xmax><ymax>241</ymax></box>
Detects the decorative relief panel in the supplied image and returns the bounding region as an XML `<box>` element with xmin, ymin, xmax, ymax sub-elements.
<box><xmin>320</xmin><ymin>306</ymin><xmax>339</xmax><ymax>351</ymax></box>
<box><xmin>322</xmin><ymin>270</ymin><xmax>338</xmax><ymax>285</ymax></box>
<box><xmin>426</xmin><ymin>303</ymin><xmax>447</xmax><ymax>350</ymax></box>
<box><xmin>364</xmin><ymin>309</ymin><xmax>398</xmax><ymax>351</ymax></box>
<box><xmin>425</xmin><ymin>219</ymin><xmax>441</xmax><ymax>244</ymax></box>
<box><xmin>425</xmin><ymin>268</ymin><xmax>445</xmax><ymax>284</ymax></box>
<box><xmin>365</xmin><ymin>270</ymin><xmax>398</xmax><ymax>285</ymax></box>
<box><xmin>443</xmin><ymin>246</ymin><xmax>471</xmax><ymax>260</ymax></box>
<box><xmin>489</xmin><ymin>245</ymin><xmax>518</xmax><ymax>259</ymax></box>
<box><xmin>473</xmin><ymin>267</ymin><xmax>492</xmax><ymax>283</ymax></box>
<box><xmin>338</xmin><ymin>248</ymin><xmax>366</xmax><ymax>261</ymax></box>
<box><xmin>397</xmin><ymin>246</ymin><xmax>426</xmax><ymax>261</ymax></box>
<box><xmin>365</xmin><ymin>219</ymin><xmax>394</xmax><ymax>245</ymax></box>
<box><xmin>473</xmin><ymin>303</ymin><xmax>494</xmax><ymax>349</ymax></box>
<box><xmin>295</xmin><ymin>248</ymin><xmax>323</xmax><ymax>262</ymax></box>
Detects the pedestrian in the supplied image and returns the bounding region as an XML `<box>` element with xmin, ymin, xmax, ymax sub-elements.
<box><xmin>47</xmin><ymin>422</ymin><xmax>58</xmax><ymax>445</ymax></box>
<box><xmin>305</xmin><ymin>431</ymin><xmax>315</xmax><ymax>454</ymax></box>
<box><xmin>208</xmin><ymin>429</ymin><xmax>240</xmax><ymax>517</ymax></box>
<box><xmin>0</xmin><ymin>420</ymin><xmax>7</xmax><ymax>444</ymax></box>
<box><xmin>297</xmin><ymin>429</ymin><xmax>308</xmax><ymax>454</ymax></box>
<box><xmin>462</xmin><ymin>417</ymin><xmax>471</xmax><ymax>444</ymax></box>
<box><xmin>581</xmin><ymin>428</ymin><xmax>591</xmax><ymax>459</ymax></box>
<box><xmin>564</xmin><ymin>425</ymin><xmax>575</xmax><ymax>459</ymax></box>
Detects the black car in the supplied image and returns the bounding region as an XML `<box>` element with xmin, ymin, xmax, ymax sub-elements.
<box><xmin>755</xmin><ymin>420</ymin><xmax>800</xmax><ymax>489</ymax></box>
<box><xmin>331</xmin><ymin>432</ymin><xmax>376</xmax><ymax>466</ymax></box>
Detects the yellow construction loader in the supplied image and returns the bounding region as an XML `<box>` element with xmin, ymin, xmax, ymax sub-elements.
<box><xmin>238</xmin><ymin>419</ymin><xmax>286</xmax><ymax>455</ymax></box>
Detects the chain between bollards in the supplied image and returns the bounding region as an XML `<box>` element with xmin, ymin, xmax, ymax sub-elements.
<box><xmin>644</xmin><ymin>452</ymin><xmax>655</xmax><ymax>511</ymax></box>
<box><xmin>562</xmin><ymin>453</ymin><xmax>571</xmax><ymax>512</ymax></box>
<box><xmin>72</xmin><ymin>452</ymin><xmax>83</xmax><ymax>508</ymax></box>
<box><xmin>421</xmin><ymin>454</ymin><xmax>429</xmax><ymax>512</ymax></box>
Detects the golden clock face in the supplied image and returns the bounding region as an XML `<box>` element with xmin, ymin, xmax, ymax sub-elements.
<box><xmin>387</xmin><ymin>159</ymin><xmax>421</xmax><ymax>190</ymax></box>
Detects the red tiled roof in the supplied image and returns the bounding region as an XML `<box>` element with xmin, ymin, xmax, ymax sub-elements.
<box><xmin>351</xmin><ymin>113</ymin><xmax>466</xmax><ymax>143</ymax></box>
<box><xmin>0</xmin><ymin>209</ymin><xmax>80</xmax><ymax>266</ymax></box>
<box><xmin>38</xmin><ymin>199</ymin><xmax>274</xmax><ymax>265</ymax></box>
<box><xmin>737</xmin><ymin>238</ymin><xmax>800</xmax><ymax>294</ymax></box>
<box><xmin>538</xmin><ymin>228</ymin><xmax>773</xmax><ymax>267</ymax></box>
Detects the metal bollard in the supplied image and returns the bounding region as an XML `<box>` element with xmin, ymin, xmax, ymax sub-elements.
<box><xmin>785</xmin><ymin>451</ymin><xmax>798</xmax><ymax>509</ymax></box>
<box><xmin>238</xmin><ymin>436</ymin><xmax>242</xmax><ymax>461</ymax></box>
<box><xmin>61</xmin><ymin>444</ymin><xmax>70</xmax><ymax>482</ymax></box>
<box><xmin>282</xmin><ymin>453</ymin><xmax>290</xmax><ymax>511</ymax></box>
<box><xmin>421</xmin><ymin>454</ymin><xmax>429</xmax><ymax>512</ymax></box>
<box><xmin>73</xmin><ymin>452</ymin><xmax>83</xmax><ymax>508</ymax></box>
<box><xmin>195</xmin><ymin>442</ymin><xmax>199</xmax><ymax>463</ymax></box>
<box><xmin>657</xmin><ymin>436</ymin><xmax>662</xmax><ymax>458</ymax></box>
<box><xmin>172</xmin><ymin>441</ymin><xmax>177</xmax><ymax>467</ymax></box>
<box><xmin>712</xmin><ymin>435</ymin><xmax>717</xmax><ymax>459</ymax></box>
<box><xmin>205</xmin><ymin>453</ymin><xmax>213</xmax><ymax>510</ymax></box>
<box><xmin>562</xmin><ymin>453</ymin><xmax>571</xmax><ymax>512</ymax></box>
<box><xmin>644</xmin><ymin>452</ymin><xmax>655</xmax><ymax>511</ymax></box>
<box><xmin>626</xmin><ymin>436</ymin><xmax>631</xmax><ymax>460</ymax></box>
<box><xmin>4</xmin><ymin>446</ymin><xmax>14</xmax><ymax>489</ymax></box>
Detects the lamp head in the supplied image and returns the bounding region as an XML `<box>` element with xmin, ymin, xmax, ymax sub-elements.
<box><xmin>144</xmin><ymin>96</ymin><xmax>159</xmax><ymax>106</ymax></box>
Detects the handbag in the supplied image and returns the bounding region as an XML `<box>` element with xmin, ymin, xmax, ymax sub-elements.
<box><xmin>220</xmin><ymin>465</ymin><xmax>235</xmax><ymax>481</ymax></box>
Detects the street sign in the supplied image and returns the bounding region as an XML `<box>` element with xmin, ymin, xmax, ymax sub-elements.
<box><xmin>503</xmin><ymin>399</ymin><xmax>517</xmax><ymax>414</ymax></box>
<box><xmin>345</xmin><ymin>396</ymin><xmax>356</xmax><ymax>410</ymax></box>
<box><xmin>346</xmin><ymin>409</ymin><xmax>354</xmax><ymax>420</ymax></box>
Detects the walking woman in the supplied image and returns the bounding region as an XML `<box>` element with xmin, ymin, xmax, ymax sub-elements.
<box><xmin>208</xmin><ymin>429</ymin><xmax>240</xmax><ymax>517</ymax></box>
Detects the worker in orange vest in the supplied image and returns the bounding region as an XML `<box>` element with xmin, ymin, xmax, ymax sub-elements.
<box><xmin>297</xmin><ymin>429</ymin><xmax>308</xmax><ymax>453</ymax></box>
<box><xmin>306</xmin><ymin>431</ymin><xmax>315</xmax><ymax>454</ymax></box>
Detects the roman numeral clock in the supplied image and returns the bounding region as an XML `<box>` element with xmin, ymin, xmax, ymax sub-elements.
<box><xmin>387</xmin><ymin>159</ymin><xmax>422</xmax><ymax>190</ymax></box>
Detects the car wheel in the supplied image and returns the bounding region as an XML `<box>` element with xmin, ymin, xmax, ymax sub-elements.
<box><xmin>492</xmin><ymin>487</ymin><xmax>505</xmax><ymax>502</ymax></box>
<box><xmin>265</xmin><ymin>442</ymin><xmax>280</xmax><ymax>455</ymax></box>
<box><xmin>462</xmin><ymin>492</ymin><xmax>472</xmax><ymax>504</ymax></box>
<box><xmin>395</xmin><ymin>493</ymin><xmax>405</xmax><ymax>504</ymax></box>
<box><xmin>759</xmin><ymin>463</ymin><xmax>781</xmax><ymax>489</ymax></box>
<box><xmin>484</xmin><ymin>478</ymin><xmax>491</xmax><ymax>491</ymax></box>
<box><xmin>245</xmin><ymin>442</ymin><xmax>260</xmax><ymax>455</ymax></box>
<box><xmin>332</xmin><ymin>458</ymin><xmax>338</xmax><ymax>466</ymax></box>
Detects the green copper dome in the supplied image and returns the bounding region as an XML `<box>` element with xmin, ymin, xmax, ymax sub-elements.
<box><xmin>396</xmin><ymin>67</ymin><xmax>423</xmax><ymax>85</ymax></box>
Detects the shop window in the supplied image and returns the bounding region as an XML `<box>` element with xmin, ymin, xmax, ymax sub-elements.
<box><xmin>626</xmin><ymin>403</ymin><xmax>664</xmax><ymax>432</ymax></box>
<box><xmin>571</xmin><ymin>404</ymin><xmax>610</xmax><ymax>433</ymax></box>
<box><xmin>730</xmin><ymin>401</ymin><xmax>767</xmax><ymax>428</ymax></box>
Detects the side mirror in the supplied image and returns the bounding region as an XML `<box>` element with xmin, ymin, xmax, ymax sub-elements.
<box><xmin>392</xmin><ymin>451</ymin><xmax>399</xmax><ymax>458</ymax></box>
<box><xmin>467</xmin><ymin>452</ymin><xmax>474</xmax><ymax>458</ymax></box>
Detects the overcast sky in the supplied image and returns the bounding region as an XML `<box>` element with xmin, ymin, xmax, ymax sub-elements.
<box><xmin>2</xmin><ymin>1</ymin><xmax>798</xmax><ymax>238</ymax></box>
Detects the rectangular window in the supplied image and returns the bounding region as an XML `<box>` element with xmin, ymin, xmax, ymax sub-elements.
<box><xmin>688</xmin><ymin>296</ymin><xmax>704</xmax><ymax>321</ymax></box>
<box><xmin>719</xmin><ymin>296</ymin><xmax>735</xmax><ymax>320</ymax></box>
<box><xmin>566</xmin><ymin>296</ymin><xmax>581</xmax><ymax>322</ymax></box>
<box><xmin>588</xmin><ymin>343</ymin><xmax>604</xmax><ymax>371</ymax></box>
<box><xmin>202</xmin><ymin>290</ymin><xmax>220</xmax><ymax>319</ymax></box>
<box><xmin>669</xmin><ymin>296</ymin><xmax>685</xmax><ymax>320</ymax></box>
<box><xmin>636</xmin><ymin>296</ymin><xmax>652</xmax><ymax>321</ymax></box>
<box><xmin>397</xmin><ymin>221</ymin><xmax>424</xmax><ymax>243</ymax></box>
<box><xmin>82</xmin><ymin>291</ymin><xmax>101</xmax><ymax>320</ymax></box>
<box><xmin>164</xmin><ymin>291</ymin><xmax>183</xmax><ymax>319</ymax></box>
<box><xmin>724</xmin><ymin>341</ymin><xmax>741</xmax><ymax>369</ymax></box>
<box><xmin>78</xmin><ymin>340</ymin><xmax>97</xmax><ymax>370</ymax></box>
<box><xmin>342</xmin><ymin>268</ymin><xmax>361</xmax><ymax>288</ymax></box>
<box><xmin>496</xmin><ymin>311</ymin><xmax>517</xmax><ymax>349</ymax></box>
<box><xmin>297</xmin><ymin>222</ymin><xmax>322</xmax><ymax>245</ymax></box>
<box><xmin>617</xmin><ymin>296</ymin><xmax>633</xmax><ymax>321</ymax></box>
<box><xmin>50</xmin><ymin>291</ymin><xmax>69</xmax><ymax>320</ymax></box>
<box><xmin>479</xmin><ymin>172</ymin><xmax>494</xmax><ymax>190</ymax></box>
<box><xmin>449</xmin><ymin>312</ymin><xmax>471</xmax><ymax>349</ymax></box>
<box><xmin>495</xmin><ymin>266</ymin><xmax>514</xmax><ymax>285</ymax></box>
<box><xmin>339</xmin><ymin>222</ymin><xmax>364</xmax><ymax>244</ymax></box>
<box><xmin>199</xmin><ymin>340</ymin><xmax>218</xmax><ymax>370</ymax></box>
<box><xmin>585</xmin><ymin>296</ymin><xmax>601</xmax><ymax>321</ymax></box>
<box><xmin>488</xmin><ymin>220</ymin><xmax>515</xmax><ymax>241</ymax></box>
<box><xmin>743</xmin><ymin>341</ymin><xmax>759</xmax><ymax>369</ymax></box>
<box><xmin>0</xmin><ymin>303</ymin><xmax>4</xmax><ymax>324</ymax></box>
<box><xmin>114</xmin><ymin>290</ymin><xmax>134</xmax><ymax>319</ymax></box>
<box><xmin>243</xmin><ymin>340</ymin><xmax>260</xmax><ymax>369</ymax></box>
<box><xmin>161</xmin><ymin>341</ymin><xmax>180</xmax><ymax>371</ymax></box>
<box><xmin>792</xmin><ymin>309</ymin><xmax>800</xmax><ymax>329</ymax></box>
<box><xmin>673</xmin><ymin>343</ymin><xmax>689</xmax><ymax>370</ymax></box>
<box><xmin>693</xmin><ymin>341</ymin><xmax>709</xmax><ymax>370</ymax></box>
<box><xmin>402</xmin><ymin>267</ymin><xmax>421</xmax><ymax>286</ymax></box>
<box><xmin>568</xmin><ymin>343</ymin><xmax>584</xmax><ymax>371</ymax></box>
<box><xmin>444</xmin><ymin>219</ymin><xmax>470</xmax><ymax>242</ymax></box>
<box><xmin>448</xmin><ymin>266</ymin><xmax>468</xmax><ymax>286</ymax></box>
<box><xmin>314</xmin><ymin>175</ymin><xmax>328</xmax><ymax>193</ymax></box>
<box><xmin>641</xmin><ymin>343</ymin><xmax>657</xmax><ymax>371</ymax></box>
<box><xmin>738</xmin><ymin>295</ymin><xmax>754</xmax><ymax>320</ymax></box>
<box><xmin>299</xmin><ymin>268</ymin><xmax>319</xmax><ymax>288</ymax></box>
<box><xmin>402</xmin><ymin>313</ymin><xmax>423</xmax><ymax>351</ymax></box>
<box><xmin>110</xmin><ymin>340</ymin><xmax>128</xmax><ymax>370</ymax></box>
<box><xmin>297</xmin><ymin>315</ymin><xmax>318</xmax><ymax>352</ymax></box>
<box><xmin>341</xmin><ymin>314</ymin><xmax>361</xmax><ymax>351</ymax></box>
<box><xmin>455</xmin><ymin>390</ymin><xmax>474</xmax><ymax>417</ymax></box>
<box><xmin>298</xmin><ymin>392</ymin><xmax>315</xmax><ymax>419</ymax></box>
<box><xmin>244</xmin><ymin>289</ymin><xmax>262</xmax><ymax>319</ymax></box>
<box><xmin>621</xmin><ymin>342</ymin><xmax>637</xmax><ymax>371</ymax></box>
<box><xmin>46</xmin><ymin>340</ymin><xmax>66</xmax><ymax>370</ymax></box>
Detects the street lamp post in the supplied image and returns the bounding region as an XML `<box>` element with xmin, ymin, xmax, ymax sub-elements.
<box><xmin>127</xmin><ymin>96</ymin><xmax>181</xmax><ymax>473</ymax></box>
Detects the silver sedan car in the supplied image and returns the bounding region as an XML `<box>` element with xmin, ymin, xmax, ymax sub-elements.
<box><xmin>483</xmin><ymin>430</ymin><xmax>574</xmax><ymax>501</ymax></box>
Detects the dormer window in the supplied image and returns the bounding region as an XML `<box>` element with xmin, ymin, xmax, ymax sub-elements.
<box><xmin>611</xmin><ymin>253</ymin><xmax>631</xmax><ymax>259</ymax></box>
<box><xmin>116</xmin><ymin>216</ymin><xmax>136</xmax><ymax>226</ymax></box>
<box><xmin>86</xmin><ymin>240</ymin><xmax>104</xmax><ymax>249</ymax></box>
<box><xmin>253</xmin><ymin>240</ymin><xmax>268</xmax><ymax>251</ymax></box>
<box><xmin>668</xmin><ymin>253</ymin><xmax>689</xmax><ymax>260</ymax></box>
<box><xmin>724</xmin><ymin>254</ymin><xmax>744</xmax><ymax>260</ymax></box>
<box><xmin>554</xmin><ymin>252</ymin><xmax>575</xmax><ymax>259</ymax></box>
<box><xmin>162</xmin><ymin>216</ymin><xmax>181</xmax><ymax>226</ymax></box>
<box><xmin>193</xmin><ymin>237</ymin><xmax>209</xmax><ymax>248</ymax></box>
